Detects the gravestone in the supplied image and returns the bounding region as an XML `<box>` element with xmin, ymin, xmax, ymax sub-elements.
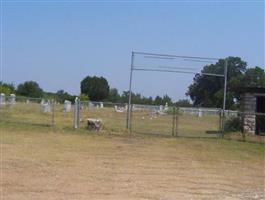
<box><xmin>41</xmin><ymin>99</ymin><xmax>45</xmax><ymax>105</ymax></box>
<box><xmin>100</xmin><ymin>102</ymin><xmax>104</xmax><ymax>108</ymax></box>
<box><xmin>88</xmin><ymin>102</ymin><xmax>94</xmax><ymax>108</ymax></box>
<box><xmin>0</xmin><ymin>93</ymin><xmax>5</xmax><ymax>105</ymax></box>
<box><xmin>9</xmin><ymin>94</ymin><xmax>16</xmax><ymax>104</ymax></box>
<box><xmin>64</xmin><ymin>100</ymin><xmax>71</xmax><ymax>112</ymax></box>
<box><xmin>164</xmin><ymin>102</ymin><xmax>168</xmax><ymax>111</ymax></box>
<box><xmin>41</xmin><ymin>100</ymin><xmax>50</xmax><ymax>113</ymax></box>
<box><xmin>198</xmin><ymin>108</ymin><xmax>202</xmax><ymax>117</ymax></box>
<box><xmin>87</xmin><ymin>118</ymin><xmax>102</xmax><ymax>131</ymax></box>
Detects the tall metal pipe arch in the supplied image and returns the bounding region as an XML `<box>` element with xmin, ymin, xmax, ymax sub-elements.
<box><xmin>126</xmin><ymin>51</ymin><xmax>228</xmax><ymax>137</ymax></box>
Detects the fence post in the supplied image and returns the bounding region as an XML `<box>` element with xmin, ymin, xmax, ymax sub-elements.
<box><xmin>172</xmin><ymin>107</ymin><xmax>176</xmax><ymax>136</ymax></box>
<box><xmin>74</xmin><ymin>97</ymin><xmax>80</xmax><ymax>129</ymax></box>
<box><xmin>175</xmin><ymin>107</ymin><xmax>179</xmax><ymax>137</ymax></box>
<box><xmin>51</xmin><ymin>99</ymin><xmax>55</xmax><ymax>129</ymax></box>
<box><xmin>129</xmin><ymin>104</ymin><xmax>133</xmax><ymax>132</ymax></box>
<box><xmin>221</xmin><ymin>109</ymin><xmax>225</xmax><ymax>138</ymax></box>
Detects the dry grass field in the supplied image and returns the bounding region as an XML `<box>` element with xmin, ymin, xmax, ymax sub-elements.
<box><xmin>1</xmin><ymin>126</ymin><xmax>265</xmax><ymax>200</ymax></box>
<box><xmin>0</xmin><ymin>102</ymin><xmax>265</xmax><ymax>199</ymax></box>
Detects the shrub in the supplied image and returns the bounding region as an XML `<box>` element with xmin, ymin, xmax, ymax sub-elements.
<box><xmin>224</xmin><ymin>117</ymin><xmax>242</xmax><ymax>132</ymax></box>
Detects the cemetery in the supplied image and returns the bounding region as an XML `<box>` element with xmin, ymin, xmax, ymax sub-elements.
<box><xmin>1</xmin><ymin>71</ymin><xmax>264</xmax><ymax>200</ymax></box>
<box><xmin>1</xmin><ymin>93</ymin><xmax>264</xmax><ymax>200</ymax></box>
<box><xmin>1</xmin><ymin>2</ymin><xmax>264</xmax><ymax>199</ymax></box>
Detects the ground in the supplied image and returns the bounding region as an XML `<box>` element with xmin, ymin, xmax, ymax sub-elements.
<box><xmin>1</xmin><ymin>126</ymin><xmax>265</xmax><ymax>200</ymax></box>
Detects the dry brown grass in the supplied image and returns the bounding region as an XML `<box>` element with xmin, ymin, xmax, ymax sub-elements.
<box><xmin>1</xmin><ymin>126</ymin><xmax>265</xmax><ymax>200</ymax></box>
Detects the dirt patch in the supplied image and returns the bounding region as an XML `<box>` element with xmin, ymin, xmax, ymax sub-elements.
<box><xmin>1</xmin><ymin>129</ymin><xmax>265</xmax><ymax>200</ymax></box>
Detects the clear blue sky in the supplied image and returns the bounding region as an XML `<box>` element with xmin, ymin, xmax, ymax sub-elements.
<box><xmin>2</xmin><ymin>1</ymin><xmax>264</xmax><ymax>101</ymax></box>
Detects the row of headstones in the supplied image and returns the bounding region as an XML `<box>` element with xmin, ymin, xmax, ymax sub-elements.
<box><xmin>43</xmin><ymin>100</ymin><xmax>105</xmax><ymax>113</ymax></box>
<box><xmin>0</xmin><ymin>93</ymin><xmax>70</xmax><ymax>113</ymax></box>
<box><xmin>0</xmin><ymin>93</ymin><xmax>16</xmax><ymax>105</ymax></box>
<box><xmin>88</xmin><ymin>102</ymin><xmax>104</xmax><ymax>109</ymax></box>
<box><xmin>0</xmin><ymin>93</ymin><xmax>104</xmax><ymax>113</ymax></box>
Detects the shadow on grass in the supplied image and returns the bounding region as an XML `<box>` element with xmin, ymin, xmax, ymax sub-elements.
<box><xmin>0</xmin><ymin>120</ymin><xmax>52</xmax><ymax>128</ymax></box>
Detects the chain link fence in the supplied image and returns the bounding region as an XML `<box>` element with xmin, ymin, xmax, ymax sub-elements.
<box><xmin>177</xmin><ymin>108</ymin><xmax>221</xmax><ymax>138</ymax></box>
<box><xmin>130</xmin><ymin>105</ymin><xmax>222</xmax><ymax>138</ymax></box>
<box><xmin>79</xmin><ymin>101</ymin><xmax>127</xmax><ymax>132</ymax></box>
<box><xmin>130</xmin><ymin>104</ymin><xmax>173</xmax><ymax>136</ymax></box>
<box><xmin>0</xmin><ymin>96</ymin><xmax>54</xmax><ymax>127</ymax></box>
<box><xmin>0</xmin><ymin>95</ymin><xmax>264</xmax><ymax>142</ymax></box>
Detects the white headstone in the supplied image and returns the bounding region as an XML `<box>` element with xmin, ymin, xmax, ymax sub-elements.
<box><xmin>42</xmin><ymin>103</ymin><xmax>50</xmax><ymax>113</ymax></box>
<box><xmin>9</xmin><ymin>94</ymin><xmax>16</xmax><ymax>104</ymax></box>
<box><xmin>64</xmin><ymin>100</ymin><xmax>71</xmax><ymax>112</ymax></box>
<box><xmin>41</xmin><ymin>99</ymin><xmax>45</xmax><ymax>105</ymax></box>
<box><xmin>159</xmin><ymin>105</ymin><xmax>163</xmax><ymax>111</ymax></box>
<box><xmin>41</xmin><ymin>100</ymin><xmax>50</xmax><ymax>113</ymax></box>
<box><xmin>100</xmin><ymin>102</ymin><xmax>104</xmax><ymax>108</ymax></box>
<box><xmin>164</xmin><ymin>102</ymin><xmax>168</xmax><ymax>111</ymax></box>
<box><xmin>198</xmin><ymin>108</ymin><xmax>202</xmax><ymax>117</ymax></box>
<box><xmin>88</xmin><ymin>102</ymin><xmax>94</xmax><ymax>108</ymax></box>
<box><xmin>0</xmin><ymin>93</ymin><xmax>5</xmax><ymax>105</ymax></box>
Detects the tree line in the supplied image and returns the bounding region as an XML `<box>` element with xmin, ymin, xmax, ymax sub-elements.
<box><xmin>1</xmin><ymin>56</ymin><xmax>264</xmax><ymax>108</ymax></box>
<box><xmin>0</xmin><ymin>79</ymin><xmax>186</xmax><ymax>106</ymax></box>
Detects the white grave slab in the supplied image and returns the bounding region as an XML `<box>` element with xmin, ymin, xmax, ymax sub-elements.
<box><xmin>9</xmin><ymin>94</ymin><xmax>16</xmax><ymax>104</ymax></box>
<box><xmin>0</xmin><ymin>93</ymin><xmax>5</xmax><ymax>105</ymax></box>
<box><xmin>64</xmin><ymin>100</ymin><xmax>71</xmax><ymax>112</ymax></box>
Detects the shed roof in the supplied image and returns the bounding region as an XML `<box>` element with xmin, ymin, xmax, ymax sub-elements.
<box><xmin>239</xmin><ymin>87</ymin><xmax>265</xmax><ymax>94</ymax></box>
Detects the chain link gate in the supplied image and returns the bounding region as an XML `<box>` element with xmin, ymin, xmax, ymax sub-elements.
<box><xmin>130</xmin><ymin>105</ymin><xmax>222</xmax><ymax>138</ymax></box>
<box><xmin>176</xmin><ymin>107</ymin><xmax>222</xmax><ymax>138</ymax></box>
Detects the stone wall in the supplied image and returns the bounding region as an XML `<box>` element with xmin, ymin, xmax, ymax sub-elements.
<box><xmin>242</xmin><ymin>93</ymin><xmax>256</xmax><ymax>134</ymax></box>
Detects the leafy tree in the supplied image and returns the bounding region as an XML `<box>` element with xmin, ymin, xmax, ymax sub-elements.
<box><xmin>161</xmin><ymin>95</ymin><xmax>173</xmax><ymax>105</ymax></box>
<box><xmin>154</xmin><ymin>95</ymin><xmax>172</xmax><ymax>105</ymax></box>
<box><xmin>186</xmin><ymin>57</ymin><xmax>247</xmax><ymax>109</ymax></box>
<box><xmin>119</xmin><ymin>91</ymin><xmax>154</xmax><ymax>105</ymax></box>
<box><xmin>141</xmin><ymin>96</ymin><xmax>153</xmax><ymax>105</ymax></box>
<box><xmin>0</xmin><ymin>82</ymin><xmax>15</xmax><ymax>95</ymax></box>
<box><xmin>154</xmin><ymin>95</ymin><xmax>163</xmax><ymax>105</ymax></box>
<box><xmin>16</xmin><ymin>81</ymin><xmax>43</xmax><ymax>98</ymax></box>
<box><xmin>79</xmin><ymin>93</ymin><xmax>89</xmax><ymax>101</ymax></box>
<box><xmin>175</xmin><ymin>99</ymin><xmax>192</xmax><ymax>107</ymax></box>
<box><xmin>120</xmin><ymin>91</ymin><xmax>130</xmax><ymax>103</ymax></box>
<box><xmin>55</xmin><ymin>90</ymin><xmax>75</xmax><ymax>103</ymax></box>
<box><xmin>240</xmin><ymin>67</ymin><xmax>265</xmax><ymax>88</ymax></box>
<box><xmin>107</xmin><ymin>88</ymin><xmax>121</xmax><ymax>102</ymax></box>
<box><xmin>81</xmin><ymin>76</ymin><xmax>110</xmax><ymax>101</ymax></box>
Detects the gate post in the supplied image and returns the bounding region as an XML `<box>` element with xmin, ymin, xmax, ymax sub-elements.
<box><xmin>51</xmin><ymin>99</ymin><xmax>55</xmax><ymax>129</ymax></box>
<box><xmin>74</xmin><ymin>97</ymin><xmax>80</xmax><ymax>129</ymax></box>
<box><xmin>175</xmin><ymin>107</ymin><xmax>179</xmax><ymax>137</ymax></box>
<box><xmin>172</xmin><ymin>106</ymin><xmax>176</xmax><ymax>136</ymax></box>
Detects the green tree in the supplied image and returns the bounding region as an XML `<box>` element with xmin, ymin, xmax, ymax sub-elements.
<box><xmin>161</xmin><ymin>95</ymin><xmax>173</xmax><ymax>105</ymax></box>
<box><xmin>0</xmin><ymin>82</ymin><xmax>15</xmax><ymax>95</ymax></box>
<box><xmin>175</xmin><ymin>99</ymin><xmax>192</xmax><ymax>107</ymax></box>
<box><xmin>154</xmin><ymin>96</ymin><xmax>163</xmax><ymax>105</ymax></box>
<box><xmin>55</xmin><ymin>90</ymin><xmax>75</xmax><ymax>103</ymax></box>
<box><xmin>240</xmin><ymin>67</ymin><xmax>265</xmax><ymax>88</ymax></box>
<box><xmin>80</xmin><ymin>93</ymin><xmax>89</xmax><ymax>101</ymax></box>
<box><xmin>80</xmin><ymin>76</ymin><xmax>110</xmax><ymax>101</ymax></box>
<box><xmin>186</xmin><ymin>57</ymin><xmax>247</xmax><ymax>109</ymax></box>
<box><xmin>16</xmin><ymin>81</ymin><xmax>43</xmax><ymax>98</ymax></box>
<box><xmin>108</xmin><ymin>88</ymin><xmax>121</xmax><ymax>102</ymax></box>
